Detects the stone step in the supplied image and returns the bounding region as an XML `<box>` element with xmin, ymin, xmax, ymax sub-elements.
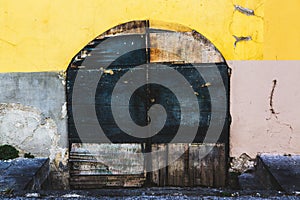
<box><xmin>256</xmin><ymin>154</ymin><xmax>300</xmax><ymax>194</ymax></box>
<box><xmin>0</xmin><ymin>158</ymin><xmax>49</xmax><ymax>191</ymax></box>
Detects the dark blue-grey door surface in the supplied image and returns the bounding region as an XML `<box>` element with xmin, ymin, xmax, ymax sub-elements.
<box><xmin>67</xmin><ymin>34</ymin><xmax>229</xmax><ymax>144</ymax></box>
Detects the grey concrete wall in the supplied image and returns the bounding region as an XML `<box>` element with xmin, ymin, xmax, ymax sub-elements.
<box><xmin>0</xmin><ymin>72</ymin><xmax>69</xmax><ymax>189</ymax></box>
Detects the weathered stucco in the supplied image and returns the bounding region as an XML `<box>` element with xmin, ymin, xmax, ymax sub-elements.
<box><xmin>0</xmin><ymin>103</ymin><xmax>59</xmax><ymax>158</ymax></box>
<box><xmin>0</xmin><ymin>72</ymin><xmax>69</xmax><ymax>188</ymax></box>
<box><xmin>0</xmin><ymin>72</ymin><xmax>67</xmax><ymax>148</ymax></box>
<box><xmin>229</xmin><ymin>61</ymin><xmax>300</xmax><ymax>157</ymax></box>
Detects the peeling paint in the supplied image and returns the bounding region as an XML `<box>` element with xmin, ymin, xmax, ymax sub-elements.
<box><xmin>201</xmin><ymin>82</ymin><xmax>211</xmax><ymax>87</ymax></box>
<box><xmin>60</xmin><ymin>102</ymin><xmax>67</xmax><ymax>119</ymax></box>
<box><xmin>228</xmin><ymin>1</ymin><xmax>264</xmax><ymax>59</ymax></box>
<box><xmin>0</xmin><ymin>104</ymin><xmax>46</xmax><ymax>149</ymax></box>
<box><xmin>234</xmin><ymin>5</ymin><xmax>255</xmax><ymax>16</ymax></box>
<box><xmin>51</xmin><ymin>147</ymin><xmax>69</xmax><ymax>172</ymax></box>
<box><xmin>104</xmin><ymin>69</ymin><xmax>114</xmax><ymax>75</ymax></box>
<box><xmin>0</xmin><ymin>103</ymin><xmax>67</xmax><ymax>171</ymax></box>
<box><xmin>233</xmin><ymin>35</ymin><xmax>252</xmax><ymax>48</ymax></box>
<box><xmin>58</xmin><ymin>71</ymin><xmax>66</xmax><ymax>86</ymax></box>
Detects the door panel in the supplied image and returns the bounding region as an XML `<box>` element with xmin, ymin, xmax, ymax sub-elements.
<box><xmin>67</xmin><ymin>21</ymin><xmax>229</xmax><ymax>188</ymax></box>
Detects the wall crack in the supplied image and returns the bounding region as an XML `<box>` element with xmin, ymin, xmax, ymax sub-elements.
<box><xmin>229</xmin><ymin>2</ymin><xmax>264</xmax><ymax>52</ymax></box>
<box><xmin>0</xmin><ymin>38</ymin><xmax>17</xmax><ymax>47</ymax></box>
<box><xmin>269</xmin><ymin>79</ymin><xmax>279</xmax><ymax>119</ymax></box>
<box><xmin>266</xmin><ymin>79</ymin><xmax>294</xmax><ymax>132</ymax></box>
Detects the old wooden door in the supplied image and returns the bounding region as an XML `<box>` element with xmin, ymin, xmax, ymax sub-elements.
<box><xmin>67</xmin><ymin>21</ymin><xmax>230</xmax><ymax>188</ymax></box>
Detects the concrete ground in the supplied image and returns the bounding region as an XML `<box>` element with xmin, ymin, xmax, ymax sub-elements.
<box><xmin>0</xmin><ymin>188</ymin><xmax>299</xmax><ymax>200</ymax></box>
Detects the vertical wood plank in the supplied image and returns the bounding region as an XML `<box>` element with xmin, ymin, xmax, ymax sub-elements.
<box><xmin>167</xmin><ymin>144</ymin><xmax>189</xmax><ymax>186</ymax></box>
<box><xmin>151</xmin><ymin>144</ymin><xmax>168</xmax><ymax>186</ymax></box>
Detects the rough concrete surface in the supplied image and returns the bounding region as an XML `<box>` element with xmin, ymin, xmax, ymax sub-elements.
<box><xmin>0</xmin><ymin>103</ymin><xmax>59</xmax><ymax>159</ymax></box>
<box><xmin>0</xmin><ymin>72</ymin><xmax>67</xmax><ymax>148</ymax></box>
<box><xmin>0</xmin><ymin>72</ymin><xmax>69</xmax><ymax>188</ymax></box>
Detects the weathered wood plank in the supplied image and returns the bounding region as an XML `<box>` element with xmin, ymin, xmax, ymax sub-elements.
<box><xmin>151</xmin><ymin>143</ymin><xmax>226</xmax><ymax>187</ymax></box>
<box><xmin>70</xmin><ymin>174</ymin><xmax>145</xmax><ymax>189</ymax></box>
<box><xmin>97</xmin><ymin>20</ymin><xmax>147</xmax><ymax>39</ymax></box>
<box><xmin>149</xmin><ymin>31</ymin><xmax>224</xmax><ymax>63</ymax></box>
<box><xmin>151</xmin><ymin>144</ymin><xmax>168</xmax><ymax>186</ymax></box>
<box><xmin>165</xmin><ymin>144</ymin><xmax>188</xmax><ymax>186</ymax></box>
<box><xmin>70</xmin><ymin>143</ymin><xmax>144</xmax><ymax>175</ymax></box>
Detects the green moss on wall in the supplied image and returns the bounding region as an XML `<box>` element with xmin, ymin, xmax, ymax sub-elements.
<box><xmin>0</xmin><ymin>145</ymin><xmax>19</xmax><ymax>160</ymax></box>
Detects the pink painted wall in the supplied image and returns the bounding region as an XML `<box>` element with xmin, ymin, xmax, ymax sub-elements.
<box><xmin>229</xmin><ymin>61</ymin><xmax>300</xmax><ymax>157</ymax></box>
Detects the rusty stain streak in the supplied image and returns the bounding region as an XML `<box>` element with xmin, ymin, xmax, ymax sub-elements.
<box><xmin>233</xmin><ymin>35</ymin><xmax>252</xmax><ymax>48</ymax></box>
<box><xmin>150</xmin><ymin>48</ymin><xmax>184</xmax><ymax>63</ymax></box>
<box><xmin>269</xmin><ymin>79</ymin><xmax>278</xmax><ymax>119</ymax></box>
<box><xmin>234</xmin><ymin>5</ymin><xmax>255</xmax><ymax>16</ymax></box>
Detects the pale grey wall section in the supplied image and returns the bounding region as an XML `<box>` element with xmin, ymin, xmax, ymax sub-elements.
<box><xmin>228</xmin><ymin>60</ymin><xmax>300</xmax><ymax>158</ymax></box>
<box><xmin>0</xmin><ymin>72</ymin><xmax>68</xmax><ymax>159</ymax></box>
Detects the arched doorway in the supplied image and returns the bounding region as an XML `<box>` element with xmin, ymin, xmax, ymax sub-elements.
<box><xmin>67</xmin><ymin>20</ymin><xmax>230</xmax><ymax>188</ymax></box>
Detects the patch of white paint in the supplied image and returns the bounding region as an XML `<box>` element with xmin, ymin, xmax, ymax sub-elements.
<box><xmin>60</xmin><ymin>102</ymin><xmax>67</xmax><ymax>119</ymax></box>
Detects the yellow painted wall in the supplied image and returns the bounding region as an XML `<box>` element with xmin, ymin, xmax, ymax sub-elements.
<box><xmin>264</xmin><ymin>0</ymin><xmax>300</xmax><ymax>60</ymax></box>
<box><xmin>0</xmin><ymin>0</ymin><xmax>299</xmax><ymax>72</ymax></box>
